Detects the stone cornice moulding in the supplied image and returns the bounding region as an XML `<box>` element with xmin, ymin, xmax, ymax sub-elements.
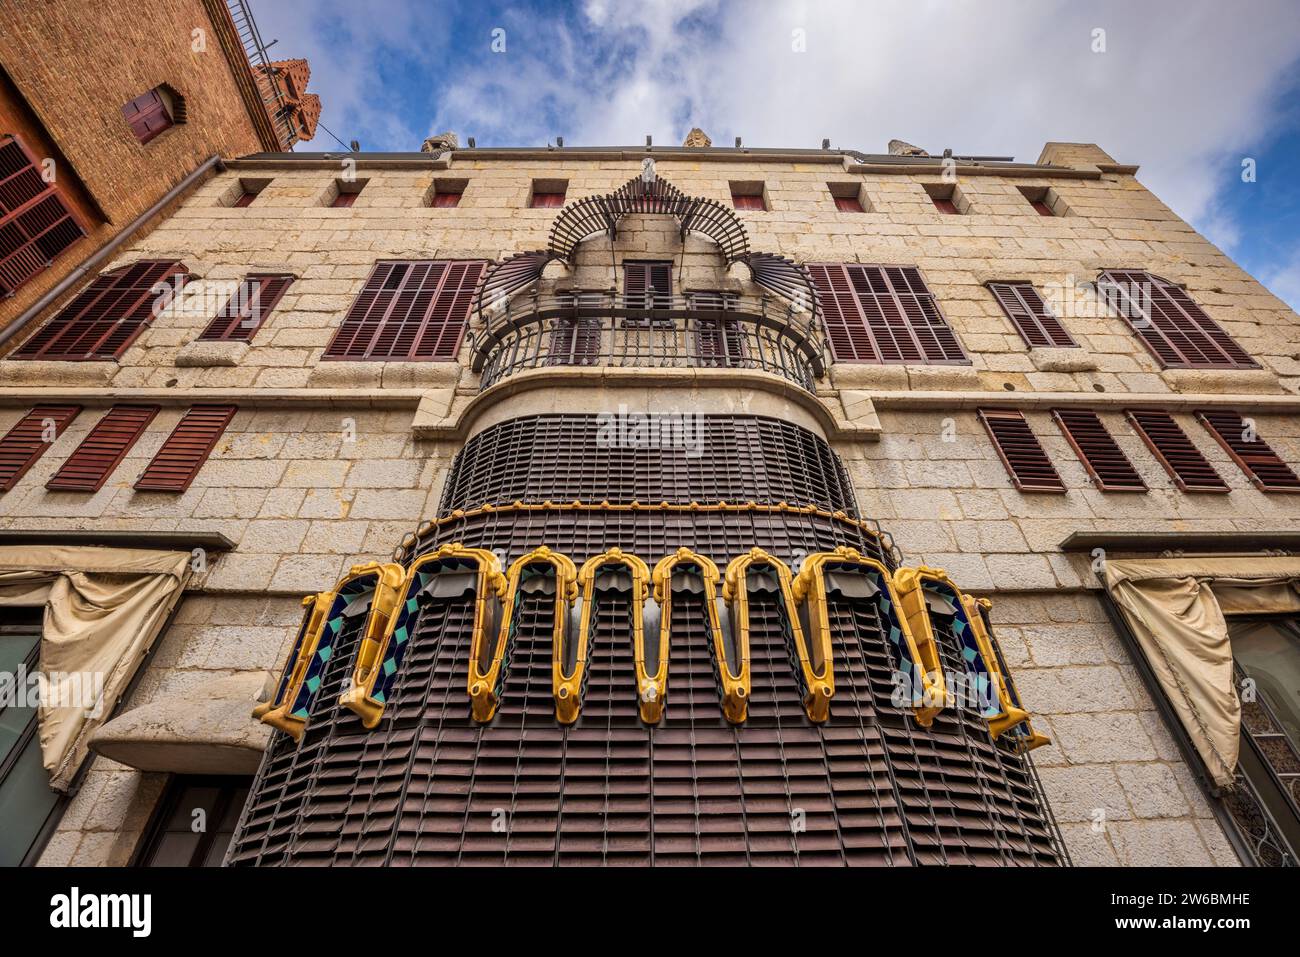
<box><xmin>866</xmin><ymin>390</ymin><xmax>1300</xmax><ymax>412</ymax></box>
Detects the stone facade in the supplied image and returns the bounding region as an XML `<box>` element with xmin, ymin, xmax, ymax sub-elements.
<box><xmin>4</xmin><ymin>139</ymin><xmax>1298</xmax><ymax>866</ymax></box>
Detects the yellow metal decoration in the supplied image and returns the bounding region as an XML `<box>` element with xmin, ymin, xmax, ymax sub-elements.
<box><xmin>254</xmin><ymin>591</ymin><xmax>330</xmax><ymax>725</ymax></box>
<box><xmin>566</xmin><ymin>549</ymin><xmax>651</xmax><ymax>724</ymax></box>
<box><xmin>885</xmin><ymin>566</ymin><xmax>951</xmax><ymax>727</ymax></box>
<box><xmin>469</xmin><ymin>546</ymin><xmax>577</xmax><ymax>723</ymax></box>
<box><xmin>726</xmin><ymin>547</ymin><xmax>829</xmax><ymax>722</ymax></box>
<box><xmin>648</xmin><ymin>548</ymin><xmax>724</xmax><ymax>723</ymax></box>
<box><xmin>961</xmin><ymin>593</ymin><xmax>1051</xmax><ymax>753</ymax></box>
<box><xmin>341</xmin><ymin>546</ymin><xmax>502</xmax><ymax>728</ymax></box>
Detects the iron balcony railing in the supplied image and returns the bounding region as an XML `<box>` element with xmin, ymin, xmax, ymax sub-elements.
<box><xmin>473</xmin><ymin>291</ymin><xmax>826</xmax><ymax>393</ymax></box>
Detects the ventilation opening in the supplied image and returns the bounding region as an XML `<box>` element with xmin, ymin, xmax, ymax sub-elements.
<box><xmin>827</xmin><ymin>181</ymin><xmax>870</xmax><ymax>213</ymax></box>
<box><xmin>529</xmin><ymin>179</ymin><xmax>567</xmax><ymax>208</ymax></box>
<box><xmin>922</xmin><ymin>182</ymin><xmax>966</xmax><ymax>214</ymax></box>
<box><xmin>729</xmin><ymin>181</ymin><xmax>767</xmax><ymax>211</ymax></box>
<box><xmin>223</xmin><ymin>178</ymin><xmax>272</xmax><ymax>208</ymax></box>
<box><xmin>328</xmin><ymin>178</ymin><xmax>368</xmax><ymax>208</ymax></box>
<box><xmin>425</xmin><ymin>177</ymin><xmax>468</xmax><ymax>208</ymax></box>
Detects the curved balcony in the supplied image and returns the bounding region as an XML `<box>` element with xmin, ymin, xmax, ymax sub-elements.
<box><xmin>471</xmin><ymin>291</ymin><xmax>826</xmax><ymax>393</ymax></box>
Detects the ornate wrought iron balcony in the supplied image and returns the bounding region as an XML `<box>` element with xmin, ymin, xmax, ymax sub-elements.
<box><xmin>472</xmin><ymin>291</ymin><xmax>826</xmax><ymax>393</ymax></box>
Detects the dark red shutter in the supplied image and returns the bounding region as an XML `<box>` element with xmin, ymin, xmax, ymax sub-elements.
<box><xmin>0</xmin><ymin>135</ymin><xmax>86</xmax><ymax>296</ymax></box>
<box><xmin>622</xmin><ymin>261</ymin><xmax>672</xmax><ymax>315</ymax></box>
<box><xmin>198</xmin><ymin>274</ymin><xmax>293</xmax><ymax>342</ymax></box>
<box><xmin>1099</xmin><ymin>270</ymin><xmax>1256</xmax><ymax>369</ymax></box>
<box><xmin>547</xmin><ymin>319</ymin><xmax>601</xmax><ymax>366</ymax></box>
<box><xmin>833</xmin><ymin>195</ymin><xmax>864</xmax><ymax>213</ymax></box>
<box><xmin>978</xmin><ymin>409</ymin><xmax>1065</xmax><ymax>492</ymax></box>
<box><xmin>1195</xmin><ymin>410</ymin><xmax>1300</xmax><ymax>492</ymax></box>
<box><xmin>691</xmin><ymin>292</ymin><xmax>745</xmax><ymax>366</ymax></box>
<box><xmin>46</xmin><ymin>405</ymin><xmax>159</xmax><ymax>491</ymax></box>
<box><xmin>531</xmin><ymin>191</ymin><xmax>565</xmax><ymax>208</ymax></box>
<box><xmin>1030</xmin><ymin>200</ymin><xmax>1054</xmax><ymax>216</ymax></box>
<box><xmin>233</xmin><ymin>192</ymin><xmax>256</xmax><ymax>208</ymax></box>
<box><xmin>808</xmin><ymin>263</ymin><xmax>968</xmax><ymax>364</ymax></box>
<box><xmin>135</xmin><ymin>405</ymin><xmax>236</xmax><ymax>492</ymax></box>
<box><xmin>1050</xmin><ymin>409</ymin><xmax>1145</xmax><ymax>491</ymax></box>
<box><xmin>0</xmin><ymin>405</ymin><xmax>81</xmax><ymax>492</ymax></box>
<box><xmin>732</xmin><ymin>193</ymin><xmax>765</xmax><ymax>211</ymax></box>
<box><xmin>13</xmin><ymin>260</ymin><xmax>188</xmax><ymax>360</ymax></box>
<box><xmin>431</xmin><ymin>191</ymin><xmax>461</xmax><ymax>208</ymax></box>
<box><xmin>325</xmin><ymin>260</ymin><xmax>486</xmax><ymax>360</ymax></box>
<box><xmin>1125</xmin><ymin>410</ymin><xmax>1228</xmax><ymax>492</ymax></box>
<box><xmin>989</xmin><ymin>281</ymin><xmax>1077</xmax><ymax>348</ymax></box>
<box><xmin>122</xmin><ymin>89</ymin><xmax>173</xmax><ymax>144</ymax></box>
<box><xmin>932</xmin><ymin>197</ymin><xmax>959</xmax><ymax>214</ymax></box>
<box><xmin>331</xmin><ymin>191</ymin><xmax>358</xmax><ymax>208</ymax></box>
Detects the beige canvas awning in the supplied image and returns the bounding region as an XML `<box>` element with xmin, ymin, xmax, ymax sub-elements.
<box><xmin>0</xmin><ymin>545</ymin><xmax>192</xmax><ymax>791</ymax></box>
<box><xmin>1103</xmin><ymin>556</ymin><xmax>1300</xmax><ymax>788</ymax></box>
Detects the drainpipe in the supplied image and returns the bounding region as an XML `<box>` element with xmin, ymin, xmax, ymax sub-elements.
<box><xmin>0</xmin><ymin>155</ymin><xmax>226</xmax><ymax>353</ymax></box>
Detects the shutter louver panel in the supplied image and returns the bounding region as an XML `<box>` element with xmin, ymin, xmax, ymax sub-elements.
<box><xmin>13</xmin><ymin>260</ymin><xmax>188</xmax><ymax>360</ymax></box>
<box><xmin>135</xmin><ymin>405</ymin><xmax>236</xmax><ymax>492</ymax></box>
<box><xmin>0</xmin><ymin>405</ymin><xmax>81</xmax><ymax>492</ymax></box>
<box><xmin>622</xmin><ymin>260</ymin><xmax>673</xmax><ymax>315</ymax></box>
<box><xmin>977</xmin><ymin>409</ymin><xmax>1065</xmax><ymax>492</ymax></box>
<box><xmin>1194</xmin><ymin>410</ymin><xmax>1300</xmax><ymax>492</ymax></box>
<box><xmin>0</xmin><ymin>135</ymin><xmax>86</xmax><ymax>296</ymax></box>
<box><xmin>198</xmin><ymin>274</ymin><xmax>294</xmax><ymax>342</ymax></box>
<box><xmin>1050</xmin><ymin>409</ymin><xmax>1145</xmax><ymax>491</ymax></box>
<box><xmin>46</xmin><ymin>405</ymin><xmax>159</xmax><ymax>492</ymax></box>
<box><xmin>121</xmin><ymin>89</ymin><xmax>173</xmax><ymax>144</ymax></box>
<box><xmin>1125</xmin><ymin>410</ymin><xmax>1229</xmax><ymax>492</ymax></box>
<box><xmin>808</xmin><ymin>263</ymin><xmax>968</xmax><ymax>364</ymax></box>
<box><xmin>989</xmin><ymin>282</ymin><xmax>1077</xmax><ymax>349</ymax></box>
<box><xmin>1099</xmin><ymin>270</ymin><xmax>1257</xmax><ymax>369</ymax></box>
<box><xmin>324</xmin><ymin>260</ymin><xmax>485</xmax><ymax>360</ymax></box>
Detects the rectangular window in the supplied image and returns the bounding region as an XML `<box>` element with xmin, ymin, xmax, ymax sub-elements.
<box><xmin>232</xmin><ymin>192</ymin><xmax>256</xmax><ymax>208</ymax></box>
<box><xmin>924</xmin><ymin>183</ymin><xmax>963</xmax><ymax>214</ymax></box>
<box><xmin>1018</xmin><ymin>186</ymin><xmax>1056</xmax><ymax>216</ymax></box>
<box><xmin>427</xmin><ymin>178</ymin><xmax>467</xmax><ymax>208</ymax></box>
<box><xmin>1051</xmin><ymin>408</ymin><xmax>1146</xmax><ymax>491</ymax></box>
<box><xmin>0</xmin><ymin>405</ymin><xmax>81</xmax><ymax>492</ymax></box>
<box><xmin>46</xmin><ymin>405</ymin><xmax>159</xmax><ymax>492</ymax></box>
<box><xmin>827</xmin><ymin>181</ymin><xmax>867</xmax><ymax>213</ymax></box>
<box><xmin>1195</xmin><ymin>410</ymin><xmax>1300</xmax><ymax>492</ymax></box>
<box><xmin>808</xmin><ymin>263</ymin><xmax>969</xmax><ymax>364</ymax></box>
<box><xmin>622</xmin><ymin>260</ymin><xmax>673</xmax><ymax>317</ymax></box>
<box><xmin>0</xmin><ymin>134</ymin><xmax>86</xmax><ymax>297</ymax></box>
<box><xmin>134</xmin><ymin>405</ymin><xmax>237</xmax><ymax>492</ymax></box>
<box><xmin>330</xmin><ymin>192</ymin><xmax>357</xmax><ymax>208</ymax></box>
<box><xmin>1125</xmin><ymin>409</ymin><xmax>1229</xmax><ymax>492</ymax></box>
<box><xmin>325</xmin><ymin>260</ymin><xmax>486</xmax><ymax>361</ymax></box>
<box><xmin>135</xmin><ymin>775</ymin><xmax>252</xmax><ymax>867</ymax></box>
<box><xmin>121</xmin><ymin>88</ymin><xmax>174</xmax><ymax>144</ymax></box>
<box><xmin>834</xmin><ymin>195</ymin><xmax>864</xmax><ymax>213</ymax></box>
<box><xmin>530</xmin><ymin>180</ymin><xmax>567</xmax><ymax>208</ymax></box>
<box><xmin>431</xmin><ymin>191</ymin><xmax>461</xmax><ymax>208</ymax></box>
<box><xmin>0</xmin><ymin>608</ymin><xmax>61</xmax><ymax>867</ymax></box>
<box><xmin>1099</xmin><ymin>270</ymin><xmax>1257</xmax><ymax>369</ymax></box>
<box><xmin>13</xmin><ymin>260</ymin><xmax>189</xmax><ymax>361</ymax></box>
<box><xmin>197</xmin><ymin>274</ymin><xmax>293</xmax><ymax>342</ymax></box>
<box><xmin>977</xmin><ymin>408</ymin><xmax>1066</xmax><ymax>492</ymax></box>
<box><xmin>988</xmin><ymin>281</ymin><xmax>1078</xmax><ymax>348</ymax></box>
<box><xmin>689</xmin><ymin>292</ymin><xmax>746</xmax><ymax>366</ymax></box>
<box><xmin>730</xmin><ymin>182</ymin><xmax>766</xmax><ymax>211</ymax></box>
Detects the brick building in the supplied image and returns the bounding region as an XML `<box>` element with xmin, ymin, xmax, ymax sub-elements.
<box><xmin>1</xmin><ymin>130</ymin><xmax>1298</xmax><ymax>867</ymax></box>
<box><xmin>0</xmin><ymin>0</ymin><xmax>319</xmax><ymax>342</ymax></box>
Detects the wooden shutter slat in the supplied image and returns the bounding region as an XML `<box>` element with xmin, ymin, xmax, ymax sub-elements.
<box><xmin>1194</xmin><ymin>410</ymin><xmax>1300</xmax><ymax>492</ymax></box>
<box><xmin>1125</xmin><ymin>410</ymin><xmax>1229</xmax><ymax>492</ymax></box>
<box><xmin>809</xmin><ymin>263</ymin><xmax>967</xmax><ymax>364</ymax></box>
<box><xmin>0</xmin><ymin>405</ymin><xmax>82</xmax><ymax>492</ymax></box>
<box><xmin>135</xmin><ymin>405</ymin><xmax>236</xmax><ymax>492</ymax></box>
<box><xmin>198</xmin><ymin>274</ymin><xmax>293</xmax><ymax>342</ymax></box>
<box><xmin>0</xmin><ymin>135</ymin><xmax>86</xmax><ymax>296</ymax></box>
<box><xmin>989</xmin><ymin>281</ymin><xmax>1077</xmax><ymax>349</ymax></box>
<box><xmin>46</xmin><ymin>405</ymin><xmax>159</xmax><ymax>491</ymax></box>
<box><xmin>324</xmin><ymin>260</ymin><xmax>485</xmax><ymax>361</ymax></box>
<box><xmin>1099</xmin><ymin>270</ymin><xmax>1257</xmax><ymax>370</ymax></box>
<box><xmin>1051</xmin><ymin>408</ymin><xmax>1145</xmax><ymax>491</ymax></box>
<box><xmin>978</xmin><ymin>408</ymin><xmax>1065</xmax><ymax>492</ymax></box>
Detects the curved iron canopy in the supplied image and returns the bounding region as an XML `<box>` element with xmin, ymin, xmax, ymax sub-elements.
<box><xmin>473</xmin><ymin>173</ymin><xmax>819</xmax><ymax>328</ymax></box>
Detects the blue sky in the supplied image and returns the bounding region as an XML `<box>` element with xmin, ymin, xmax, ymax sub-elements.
<box><xmin>253</xmin><ymin>0</ymin><xmax>1300</xmax><ymax>311</ymax></box>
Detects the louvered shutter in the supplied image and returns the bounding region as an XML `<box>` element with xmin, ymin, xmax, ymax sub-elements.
<box><xmin>1098</xmin><ymin>271</ymin><xmax>1256</xmax><ymax>369</ymax></box>
<box><xmin>989</xmin><ymin>282</ymin><xmax>1077</xmax><ymax>348</ymax></box>
<box><xmin>198</xmin><ymin>274</ymin><xmax>293</xmax><ymax>342</ymax></box>
<box><xmin>691</xmin><ymin>292</ymin><xmax>745</xmax><ymax>366</ymax></box>
<box><xmin>13</xmin><ymin>260</ymin><xmax>188</xmax><ymax>360</ymax></box>
<box><xmin>1195</xmin><ymin>410</ymin><xmax>1300</xmax><ymax>492</ymax></box>
<box><xmin>0</xmin><ymin>405</ymin><xmax>81</xmax><ymax>492</ymax></box>
<box><xmin>135</xmin><ymin>405</ymin><xmax>236</xmax><ymax>491</ymax></box>
<box><xmin>808</xmin><ymin>263</ymin><xmax>968</xmax><ymax>364</ymax></box>
<box><xmin>530</xmin><ymin>192</ymin><xmax>565</xmax><ymax>208</ymax></box>
<box><xmin>732</xmin><ymin>193</ymin><xmax>765</xmax><ymax>211</ymax></box>
<box><xmin>1125</xmin><ymin>410</ymin><xmax>1228</xmax><ymax>492</ymax></box>
<box><xmin>0</xmin><ymin>135</ymin><xmax>86</xmax><ymax>296</ymax></box>
<box><xmin>46</xmin><ymin>405</ymin><xmax>159</xmax><ymax>491</ymax></box>
<box><xmin>622</xmin><ymin>261</ymin><xmax>672</xmax><ymax>318</ymax></box>
<box><xmin>121</xmin><ymin>89</ymin><xmax>173</xmax><ymax>144</ymax></box>
<box><xmin>1050</xmin><ymin>409</ymin><xmax>1145</xmax><ymax>491</ymax></box>
<box><xmin>977</xmin><ymin>409</ymin><xmax>1065</xmax><ymax>492</ymax></box>
<box><xmin>324</xmin><ymin>260</ymin><xmax>486</xmax><ymax>360</ymax></box>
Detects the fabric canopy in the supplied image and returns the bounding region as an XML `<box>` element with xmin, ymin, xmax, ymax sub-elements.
<box><xmin>0</xmin><ymin>546</ymin><xmax>192</xmax><ymax>791</ymax></box>
<box><xmin>1103</xmin><ymin>556</ymin><xmax>1300</xmax><ymax>787</ymax></box>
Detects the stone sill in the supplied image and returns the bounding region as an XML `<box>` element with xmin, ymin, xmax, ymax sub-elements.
<box><xmin>1030</xmin><ymin>348</ymin><xmax>1098</xmax><ymax>373</ymax></box>
<box><xmin>0</xmin><ymin>360</ymin><xmax>117</xmax><ymax>386</ymax></box>
<box><xmin>830</xmin><ymin>362</ymin><xmax>980</xmax><ymax>392</ymax></box>
<box><xmin>307</xmin><ymin>361</ymin><xmax>463</xmax><ymax>390</ymax></box>
<box><xmin>175</xmin><ymin>340</ymin><xmax>249</xmax><ymax>367</ymax></box>
<box><xmin>1162</xmin><ymin>367</ymin><xmax>1284</xmax><ymax>395</ymax></box>
<box><xmin>867</xmin><ymin>390</ymin><xmax>1300</xmax><ymax>413</ymax></box>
